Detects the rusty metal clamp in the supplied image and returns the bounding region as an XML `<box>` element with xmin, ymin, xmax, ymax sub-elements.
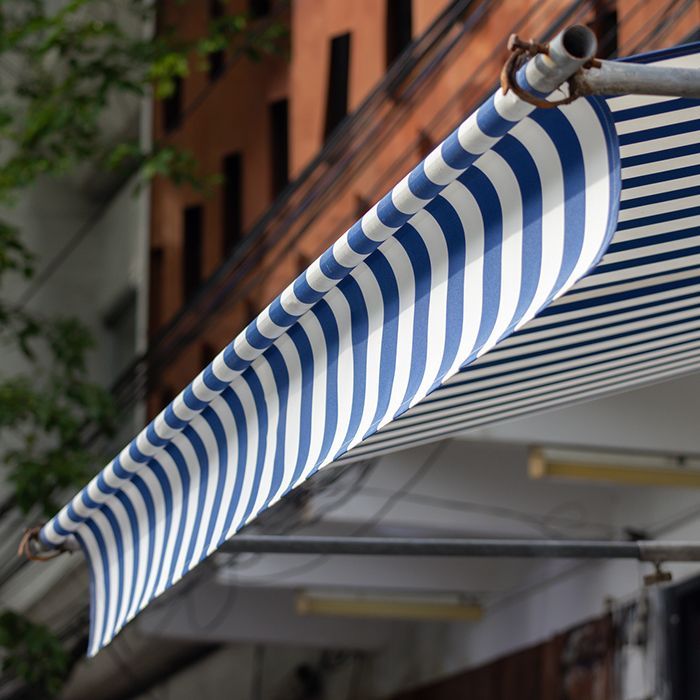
<box><xmin>18</xmin><ymin>525</ymin><xmax>66</xmax><ymax>562</ymax></box>
<box><xmin>501</xmin><ymin>34</ymin><xmax>599</xmax><ymax>109</ymax></box>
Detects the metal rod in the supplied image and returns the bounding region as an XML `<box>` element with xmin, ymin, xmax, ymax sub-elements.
<box><xmin>219</xmin><ymin>535</ymin><xmax>700</xmax><ymax>562</ymax></box>
<box><xmin>575</xmin><ymin>59</ymin><xmax>700</xmax><ymax>98</ymax></box>
<box><xmin>33</xmin><ymin>25</ymin><xmax>601</xmax><ymax>557</ymax></box>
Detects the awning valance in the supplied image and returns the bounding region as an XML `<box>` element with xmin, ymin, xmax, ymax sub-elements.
<box><xmin>39</xmin><ymin>37</ymin><xmax>700</xmax><ymax>656</ymax></box>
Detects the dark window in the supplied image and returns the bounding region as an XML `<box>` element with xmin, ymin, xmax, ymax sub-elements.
<box><xmin>209</xmin><ymin>0</ymin><xmax>225</xmax><ymax>80</ymax></box>
<box><xmin>149</xmin><ymin>247</ymin><xmax>164</xmax><ymax>333</ymax></box>
<box><xmin>297</xmin><ymin>252</ymin><xmax>312</xmax><ymax>274</ymax></box>
<box><xmin>666</xmin><ymin>575</ymin><xmax>700</xmax><ymax>699</ymax></box>
<box><xmin>163</xmin><ymin>77</ymin><xmax>183</xmax><ymax>132</ymax></box>
<box><xmin>201</xmin><ymin>342</ymin><xmax>217</xmax><ymax>367</ymax></box>
<box><xmin>417</xmin><ymin>129</ymin><xmax>434</xmax><ymax>159</ymax></box>
<box><xmin>592</xmin><ymin>0</ymin><xmax>618</xmax><ymax>58</ymax></box>
<box><xmin>324</xmin><ymin>33</ymin><xmax>351</xmax><ymax>141</ymax></box>
<box><xmin>183</xmin><ymin>205</ymin><xmax>204</xmax><ymax>302</ymax></box>
<box><xmin>354</xmin><ymin>194</ymin><xmax>370</xmax><ymax>220</ymax></box>
<box><xmin>245</xmin><ymin>297</ymin><xmax>259</xmax><ymax>322</ymax></box>
<box><xmin>161</xmin><ymin>386</ymin><xmax>175</xmax><ymax>410</ymax></box>
<box><xmin>269</xmin><ymin>99</ymin><xmax>289</xmax><ymax>197</ymax></box>
<box><xmin>250</xmin><ymin>0</ymin><xmax>270</xmax><ymax>17</ymax></box>
<box><xmin>222</xmin><ymin>152</ymin><xmax>244</xmax><ymax>257</ymax></box>
<box><xmin>386</xmin><ymin>0</ymin><xmax>412</xmax><ymax>67</ymax></box>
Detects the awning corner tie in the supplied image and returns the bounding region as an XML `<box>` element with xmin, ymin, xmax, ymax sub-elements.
<box><xmin>18</xmin><ymin>526</ymin><xmax>65</xmax><ymax>562</ymax></box>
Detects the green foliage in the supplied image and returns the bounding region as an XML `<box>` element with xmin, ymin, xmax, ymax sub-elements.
<box><xmin>0</xmin><ymin>316</ymin><xmax>116</xmax><ymax>516</ymax></box>
<box><xmin>0</xmin><ymin>0</ymin><xmax>287</xmax><ymax>197</ymax></box>
<box><xmin>0</xmin><ymin>1</ymin><xmax>287</xmax><ymax>695</ymax></box>
<box><xmin>0</xmin><ymin>611</ymin><xmax>70</xmax><ymax>697</ymax></box>
<box><xmin>0</xmin><ymin>223</ymin><xmax>33</xmax><ymax>281</ymax></box>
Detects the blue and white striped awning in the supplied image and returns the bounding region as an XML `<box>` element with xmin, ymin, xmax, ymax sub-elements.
<box><xmin>40</xmin><ymin>42</ymin><xmax>700</xmax><ymax>655</ymax></box>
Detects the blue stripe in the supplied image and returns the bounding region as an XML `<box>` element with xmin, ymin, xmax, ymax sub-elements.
<box><xmin>335</xmin><ymin>276</ymin><xmax>369</xmax><ymax>455</ymax></box>
<box><xmin>408</xmin><ymin>162</ymin><xmax>445</xmax><ymax>201</ymax></box>
<box><xmin>429</xmin><ymin>196</ymin><xmax>466</xmax><ymax>383</ymax></box>
<box><xmin>320</xmin><ymin>247</ymin><xmax>353</xmax><ymax>280</ymax></box>
<box><xmin>493</xmin><ymin>134</ymin><xmax>543</xmax><ymax>329</ymax></box>
<box><xmin>613</xmin><ymin>97</ymin><xmax>695</xmax><ymax>122</ymax></box>
<box><xmin>83</xmin><ymin>521</ymin><xmax>110</xmax><ymax>653</ymax></box>
<box><xmin>113</xmin><ymin>491</ymin><xmax>140</xmax><ymax>633</ymax></box>
<box><xmin>458</xmin><ymin>165</ymin><xmax>502</xmax><ymax>363</ymax></box>
<box><xmin>618</xmin><ymin>118</ymin><xmax>700</xmax><ymax>146</ymax></box>
<box><xmin>260</xmin><ymin>346</ymin><xmax>290</xmax><ymax>510</ymax></box>
<box><xmin>180</xmin><ymin>426</ymin><xmax>210</xmax><ymax>576</ymax></box>
<box><xmin>441</xmin><ymin>128</ymin><xmax>478</xmax><ymax>170</ymax></box>
<box><xmin>620</xmin><ymin>184</ymin><xmax>700</xmax><ymax>210</ymax></box>
<box><xmin>477</xmin><ymin>94</ymin><xmax>518</xmax><ymax>138</ymax></box>
<box><xmin>164</xmin><ymin>443</ymin><xmax>191</xmax><ymax>589</ymax></box>
<box><xmin>347</xmin><ymin>220</ymin><xmax>378</xmax><ymax>255</ymax></box>
<box><xmin>217</xmin><ymin>387</ymin><xmax>249</xmax><ymax>544</ymax></box>
<box><xmin>45</xmin><ymin>48</ymin><xmax>637</xmax><ymax>659</ymax></box>
<box><xmin>97</xmin><ymin>508</ymin><xmax>124</xmax><ymax>650</ymax></box>
<box><xmin>622</xmin><ymin>163</ymin><xmax>700</xmax><ymax>190</ymax></box>
<box><xmin>620</xmin><ymin>141</ymin><xmax>700</xmax><ymax>168</ymax></box>
<box><xmin>310</xmin><ymin>300</ymin><xmax>339</xmax><ymax>470</ymax></box>
<box><xmin>203</xmin><ymin>365</ymin><xmax>228</xmax><ymax>392</ymax></box>
<box><xmin>363</xmin><ymin>251</ymin><xmax>399</xmax><ymax>437</ymax></box>
<box><xmin>268</xmin><ymin>297</ymin><xmax>298</xmax><ymax>328</ymax></box>
<box><xmin>235</xmin><ymin>370</ymin><xmax>270</xmax><ymax>527</ymax></box>
<box><xmin>395</xmin><ymin>223</ymin><xmax>432</xmax><ymax>415</ymax></box>
<box><xmin>379</xmin><ymin>345</ymin><xmax>700</xmax><ymax>444</ymax></box>
<box><xmin>530</xmin><ymin>108</ymin><xmax>587</xmax><ymax>291</ymax></box>
<box><xmin>245</xmin><ymin>320</ymin><xmax>271</xmax><ymax>350</ymax></box>
<box><xmin>130</xmin><ymin>472</ymin><xmax>160</xmax><ymax>616</ymax></box>
<box><xmin>285</xmin><ymin>324</ymin><xmax>315</xmax><ymax>488</ymax></box>
<box><xmin>198</xmin><ymin>406</ymin><xmax>230</xmax><ymax>558</ymax></box>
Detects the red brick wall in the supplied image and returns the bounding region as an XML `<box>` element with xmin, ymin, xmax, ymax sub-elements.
<box><xmin>147</xmin><ymin>0</ymin><xmax>700</xmax><ymax>415</ymax></box>
<box><xmin>392</xmin><ymin>615</ymin><xmax>615</xmax><ymax>700</ymax></box>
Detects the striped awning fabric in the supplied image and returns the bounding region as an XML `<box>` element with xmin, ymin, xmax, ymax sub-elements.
<box><xmin>40</xmin><ymin>43</ymin><xmax>700</xmax><ymax>656</ymax></box>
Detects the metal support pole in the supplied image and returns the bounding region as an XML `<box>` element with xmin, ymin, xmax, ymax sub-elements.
<box><xmin>219</xmin><ymin>535</ymin><xmax>700</xmax><ymax>562</ymax></box>
<box><xmin>575</xmin><ymin>60</ymin><xmax>700</xmax><ymax>99</ymax></box>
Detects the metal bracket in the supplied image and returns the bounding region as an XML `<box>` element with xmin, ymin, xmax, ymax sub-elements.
<box><xmin>643</xmin><ymin>561</ymin><xmax>673</xmax><ymax>586</ymax></box>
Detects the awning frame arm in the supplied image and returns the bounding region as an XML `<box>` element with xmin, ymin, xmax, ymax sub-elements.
<box><xmin>503</xmin><ymin>32</ymin><xmax>700</xmax><ymax>102</ymax></box>
<box><xmin>219</xmin><ymin>534</ymin><xmax>700</xmax><ymax>565</ymax></box>
<box><xmin>574</xmin><ymin>59</ymin><xmax>700</xmax><ymax>99</ymax></box>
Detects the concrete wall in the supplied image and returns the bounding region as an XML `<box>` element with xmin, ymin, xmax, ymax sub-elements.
<box><xmin>130</xmin><ymin>644</ymin><xmax>368</xmax><ymax>700</ymax></box>
<box><xmin>0</xmin><ymin>172</ymin><xmax>151</xmax><ymax>615</ymax></box>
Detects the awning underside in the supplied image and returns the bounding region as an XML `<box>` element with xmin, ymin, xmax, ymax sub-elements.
<box><xmin>351</xmin><ymin>56</ymin><xmax>700</xmax><ymax>460</ymax></box>
<box><xmin>41</xmin><ymin>44</ymin><xmax>700</xmax><ymax>656</ymax></box>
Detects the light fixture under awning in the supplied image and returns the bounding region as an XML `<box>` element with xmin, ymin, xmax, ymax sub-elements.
<box><xmin>529</xmin><ymin>448</ymin><xmax>700</xmax><ymax>488</ymax></box>
<box><xmin>33</xmin><ymin>31</ymin><xmax>700</xmax><ymax>656</ymax></box>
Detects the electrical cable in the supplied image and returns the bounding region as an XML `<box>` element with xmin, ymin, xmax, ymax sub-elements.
<box><xmin>102</xmin><ymin>0</ymin><xmax>497</xmax><ymax>410</ymax></box>
<box><xmin>225</xmin><ymin>443</ymin><xmax>446</xmax><ymax>583</ymax></box>
<box><xmin>12</xmin><ymin>3</ymin><xmax>291</xmax><ymax>311</ymax></box>
<box><xmin>1</xmin><ymin>1</ymin><xmax>697</xmax><ymax>694</ymax></box>
<box><xmin>358</xmin><ymin>487</ymin><xmax>616</xmax><ymax>540</ymax></box>
<box><xmin>131</xmin><ymin>0</ymin><xmax>585</xmax><ymax>396</ymax></box>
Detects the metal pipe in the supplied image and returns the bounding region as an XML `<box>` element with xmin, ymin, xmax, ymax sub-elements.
<box><xmin>34</xmin><ymin>24</ymin><xmax>601</xmax><ymax>557</ymax></box>
<box><xmin>523</xmin><ymin>24</ymin><xmax>598</xmax><ymax>94</ymax></box>
<box><xmin>219</xmin><ymin>535</ymin><xmax>700</xmax><ymax>562</ymax></box>
<box><xmin>575</xmin><ymin>59</ymin><xmax>700</xmax><ymax>98</ymax></box>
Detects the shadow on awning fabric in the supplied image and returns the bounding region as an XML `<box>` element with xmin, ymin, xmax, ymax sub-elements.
<box><xmin>40</xmin><ymin>43</ymin><xmax>700</xmax><ymax>656</ymax></box>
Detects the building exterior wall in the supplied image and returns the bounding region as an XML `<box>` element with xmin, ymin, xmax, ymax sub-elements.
<box><xmin>392</xmin><ymin>616</ymin><xmax>614</xmax><ymax>700</ymax></box>
<box><xmin>1</xmin><ymin>170</ymin><xmax>151</xmax><ymax>616</ymax></box>
<box><xmin>71</xmin><ymin>372</ymin><xmax>700</xmax><ymax>698</ymax></box>
<box><xmin>146</xmin><ymin>0</ymin><xmax>700</xmax><ymax>417</ymax></box>
<box><xmin>137</xmin><ymin>1</ymin><xmax>700</xmax><ymax>697</ymax></box>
